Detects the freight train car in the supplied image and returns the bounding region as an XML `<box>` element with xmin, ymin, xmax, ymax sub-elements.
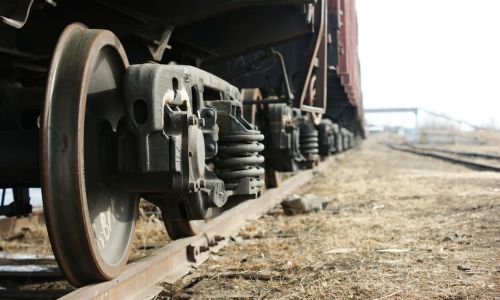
<box><xmin>0</xmin><ymin>0</ymin><xmax>364</xmax><ymax>286</ymax></box>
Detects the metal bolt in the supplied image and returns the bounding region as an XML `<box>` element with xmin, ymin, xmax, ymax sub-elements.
<box><xmin>188</xmin><ymin>116</ymin><xmax>198</xmax><ymax>126</ymax></box>
<box><xmin>186</xmin><ymin>245</ymin><xmax>197</xmax><ymax>262</ymax></box>
<box><xmin>199</xmin><ymin>118</ymin><xmax>206</xmax><ymax>127</ymax></box>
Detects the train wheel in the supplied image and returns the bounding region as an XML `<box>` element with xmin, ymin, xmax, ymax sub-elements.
<box><xmin>241</xmin><ymin>88</ymin><xmax>261</xmax><ymax>125</ymax></box>
<box><xmin>241</xmin><ymin>88</ymin><xmax>281</xmax><ymax>188</ymax></box>
<box><xmin>41</xmin><ymin>23</ymin><xmax>138</xmax><ymax>286</ymax></box>
<box><xmin>164</xmin><ymin>220</ymin><xmax>206</xmax><ymax>240</ymax></box>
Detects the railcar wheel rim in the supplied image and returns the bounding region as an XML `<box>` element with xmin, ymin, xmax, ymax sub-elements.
<box><xmin>41</xmin><ymin>23</ymin><xmax>138</xmax><ymax>286</ymax></box>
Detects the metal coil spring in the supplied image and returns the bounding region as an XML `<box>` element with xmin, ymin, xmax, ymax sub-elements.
<box><xmin>299</xmin><ymin>129</ymin><xmax>319</xmax><ymax>158</ymax></box>
<box><xmin>214</xmin><ymin>133</ymin><xmax>265</xmax><ymax>190</ymax></box>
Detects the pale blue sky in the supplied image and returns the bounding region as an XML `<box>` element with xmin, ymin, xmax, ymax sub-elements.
<box><xmin>357</xmin><ymin>0</ymin><xmax>500</xmax><ymax>128</ymax></box>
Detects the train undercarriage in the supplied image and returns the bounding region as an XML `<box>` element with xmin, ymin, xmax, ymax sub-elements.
<box><xmin>0</xmin><ymin>0</ymin><xmax>364</xmax><ymax>286</ymax></box>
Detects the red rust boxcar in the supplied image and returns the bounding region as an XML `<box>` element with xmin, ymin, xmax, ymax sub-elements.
<box><xmin>0</xmin><ymin>0</ymin><xmax>364</xmax><ymax>285</ymax></box>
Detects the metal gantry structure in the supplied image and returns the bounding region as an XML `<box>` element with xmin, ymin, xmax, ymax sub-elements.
<box><xmin>364</xmin><ymin>107</ymin><xmax>480</xmax><ymax>131</ymax></box>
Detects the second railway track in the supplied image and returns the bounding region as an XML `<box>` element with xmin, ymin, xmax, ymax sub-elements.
<box><xmin>388</xmin><ymin>144</ymin><xmax>500</xmax><ymax>172</ymax></box>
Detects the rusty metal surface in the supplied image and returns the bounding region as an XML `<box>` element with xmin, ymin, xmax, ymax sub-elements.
<box><xmin>61</xmin><ymin>157</ymin><xmax>337</xmax><ymax>300</ymax></box>
<box><xmin>299</xmin><ymin>0</ymin><xmax>328</xmax><ymax>119</ymax></box>
<box><xmin>328</xmin><ymin>0</ymin><xmax>364</xmax><ymax>135</ymax></box>
<box><xmin>331</xmin><ymin>0</ymin><xmax>361</xmax><ymax>108</ymax></box>
<box><xmin>41</xmin><ymin>23</ymin><xmax>139</xmax><ymax>286</ymax></box>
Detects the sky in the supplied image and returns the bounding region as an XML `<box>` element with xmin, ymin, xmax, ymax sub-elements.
<box><xmin>357</xmin><ymin>0</ymin><xmax>500</xmax><ymax>129</ymax></box>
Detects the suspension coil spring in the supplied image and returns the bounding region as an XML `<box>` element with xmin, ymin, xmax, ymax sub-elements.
<box><xmin>214</xmin><ymin>132</ymin><xmax>265</xmax><ymax>192</ymax></box>
<box><xmin>299</xmin><ymin>124</ymin><xmax>320</xmax><ymax>160</ymax></box>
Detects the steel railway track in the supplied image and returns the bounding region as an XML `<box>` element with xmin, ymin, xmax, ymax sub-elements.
<box><xmin>54</xmin><ymin>155</ymin><xmax>339</xmax><ymax>299</ymax></box>
<box><xmin>388</xmin><ymin>144</ymin><xmax>500</xmax><ymax>172</ymax></box>
<box><xmin>0</xmin><ymin>154</ymin><xmax>342</xmax><ymax>299</ymax></box>
<box><xmin>410</xmin><ymin>146</ymin><xmax>500</xmax><ymax>161</ymax></box>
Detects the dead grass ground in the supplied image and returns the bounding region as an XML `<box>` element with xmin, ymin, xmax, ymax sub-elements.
<box><xmin>0</xmin><ymin>138</ymin><xmax>498</xmax><ymax>299</ymax></box>
<box><xmin>0</xmin><ymin>202</ymin><xmax>170</xmax><ymax>261</ymax></box>
<box><xmin>160</xmin><ymin>139</ymin><xmax>500</xmax><ymax>299</ymax></box>
<box><xmin>441</xmin><ymin>130</ymin><xmax>500</xmax><ymax>154</ymax></box>
<box><xmin>0</xmin><ymin>202</ymin><xmax>170</xmax><ymax>293</ymax></box>
<box><xmin>131</xmin><ymin>204</ymin><xmax>170</xmax><ymax>261</ymax></box>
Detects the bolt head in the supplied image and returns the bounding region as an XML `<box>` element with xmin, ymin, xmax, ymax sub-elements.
<box><xmin>199</xmin><ymin>118</ymin><xmax>206</xmax><ymax>127</ymax></box>
<box><xmin>188</xmin><ymin>115</ymin><xmax>198</xmax><ymax>126</ymax></box>
<box><xmin>189</xmin><ymin>182</ymin><xmax>198</xmax><ymax>191</ymax></box>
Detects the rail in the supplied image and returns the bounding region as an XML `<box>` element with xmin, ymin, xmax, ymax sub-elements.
<box><xmin>62</xmin><ymin>155</ymin><xmax>339</xmax><ymax>299</ymax></box>
<box><xmin>410</xmin><ymin>146</ymin><xmax>500</xmax><ymax>161</ymax></box>
<box><xmin>387</xmin><ymin>144</ymin><xmax>500</xmax><ymax>172</ymax></box>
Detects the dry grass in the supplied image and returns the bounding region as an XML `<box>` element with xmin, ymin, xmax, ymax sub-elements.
<box><xmin>0</xmin><ymin>203</ymin><xmax>169</xmax><ymax>293</ymax></box>
<box><xmin>161</xmin><ymin>140</ymin><xmax>500</xmax><ymax>299</ymax></box>
<box><xmin>130</xmin><ymin>203</ymin><xmax>170</xmax><ymax>261</ymax></box>
<box><xmin>0</xmin><ymin>201</ymin><xmax>169</xmax><ymax>261</ymax></box>
<box><xmin>0</xmin><ymin>225</ymin><xmax>52</xmax><ymax>256</ymax></box>
<box><xmin>0</xmin><ymin>138</ymin><xmax>498</xmax><ymax>299</ymax></box>
<box><xmin>441</xmin><ymin>130</ymin><xmax>500</xmax><ymax>154</ymax></box>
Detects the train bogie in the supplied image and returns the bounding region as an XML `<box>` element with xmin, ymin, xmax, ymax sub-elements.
<box><xmin>0</xmin><ymin>0</ymin><xmax>363</xmax><ymax>285</ymax></box>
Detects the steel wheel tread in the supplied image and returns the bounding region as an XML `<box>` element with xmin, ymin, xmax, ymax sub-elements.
<box><xmin>41</xmin><ymin>23</ymin><xmax>138</xmax><ymax>286</ymax></box>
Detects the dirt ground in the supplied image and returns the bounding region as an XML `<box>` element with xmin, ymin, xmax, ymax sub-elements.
<box><xmin>160</xmin><ymin>139</ymin><xmax>500</xmax><ymax>299</ymax></box>
<box><xmin>0</xmin><ymin>137</ymin><xmax>499</xmax><ymax>299</ymax></box>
